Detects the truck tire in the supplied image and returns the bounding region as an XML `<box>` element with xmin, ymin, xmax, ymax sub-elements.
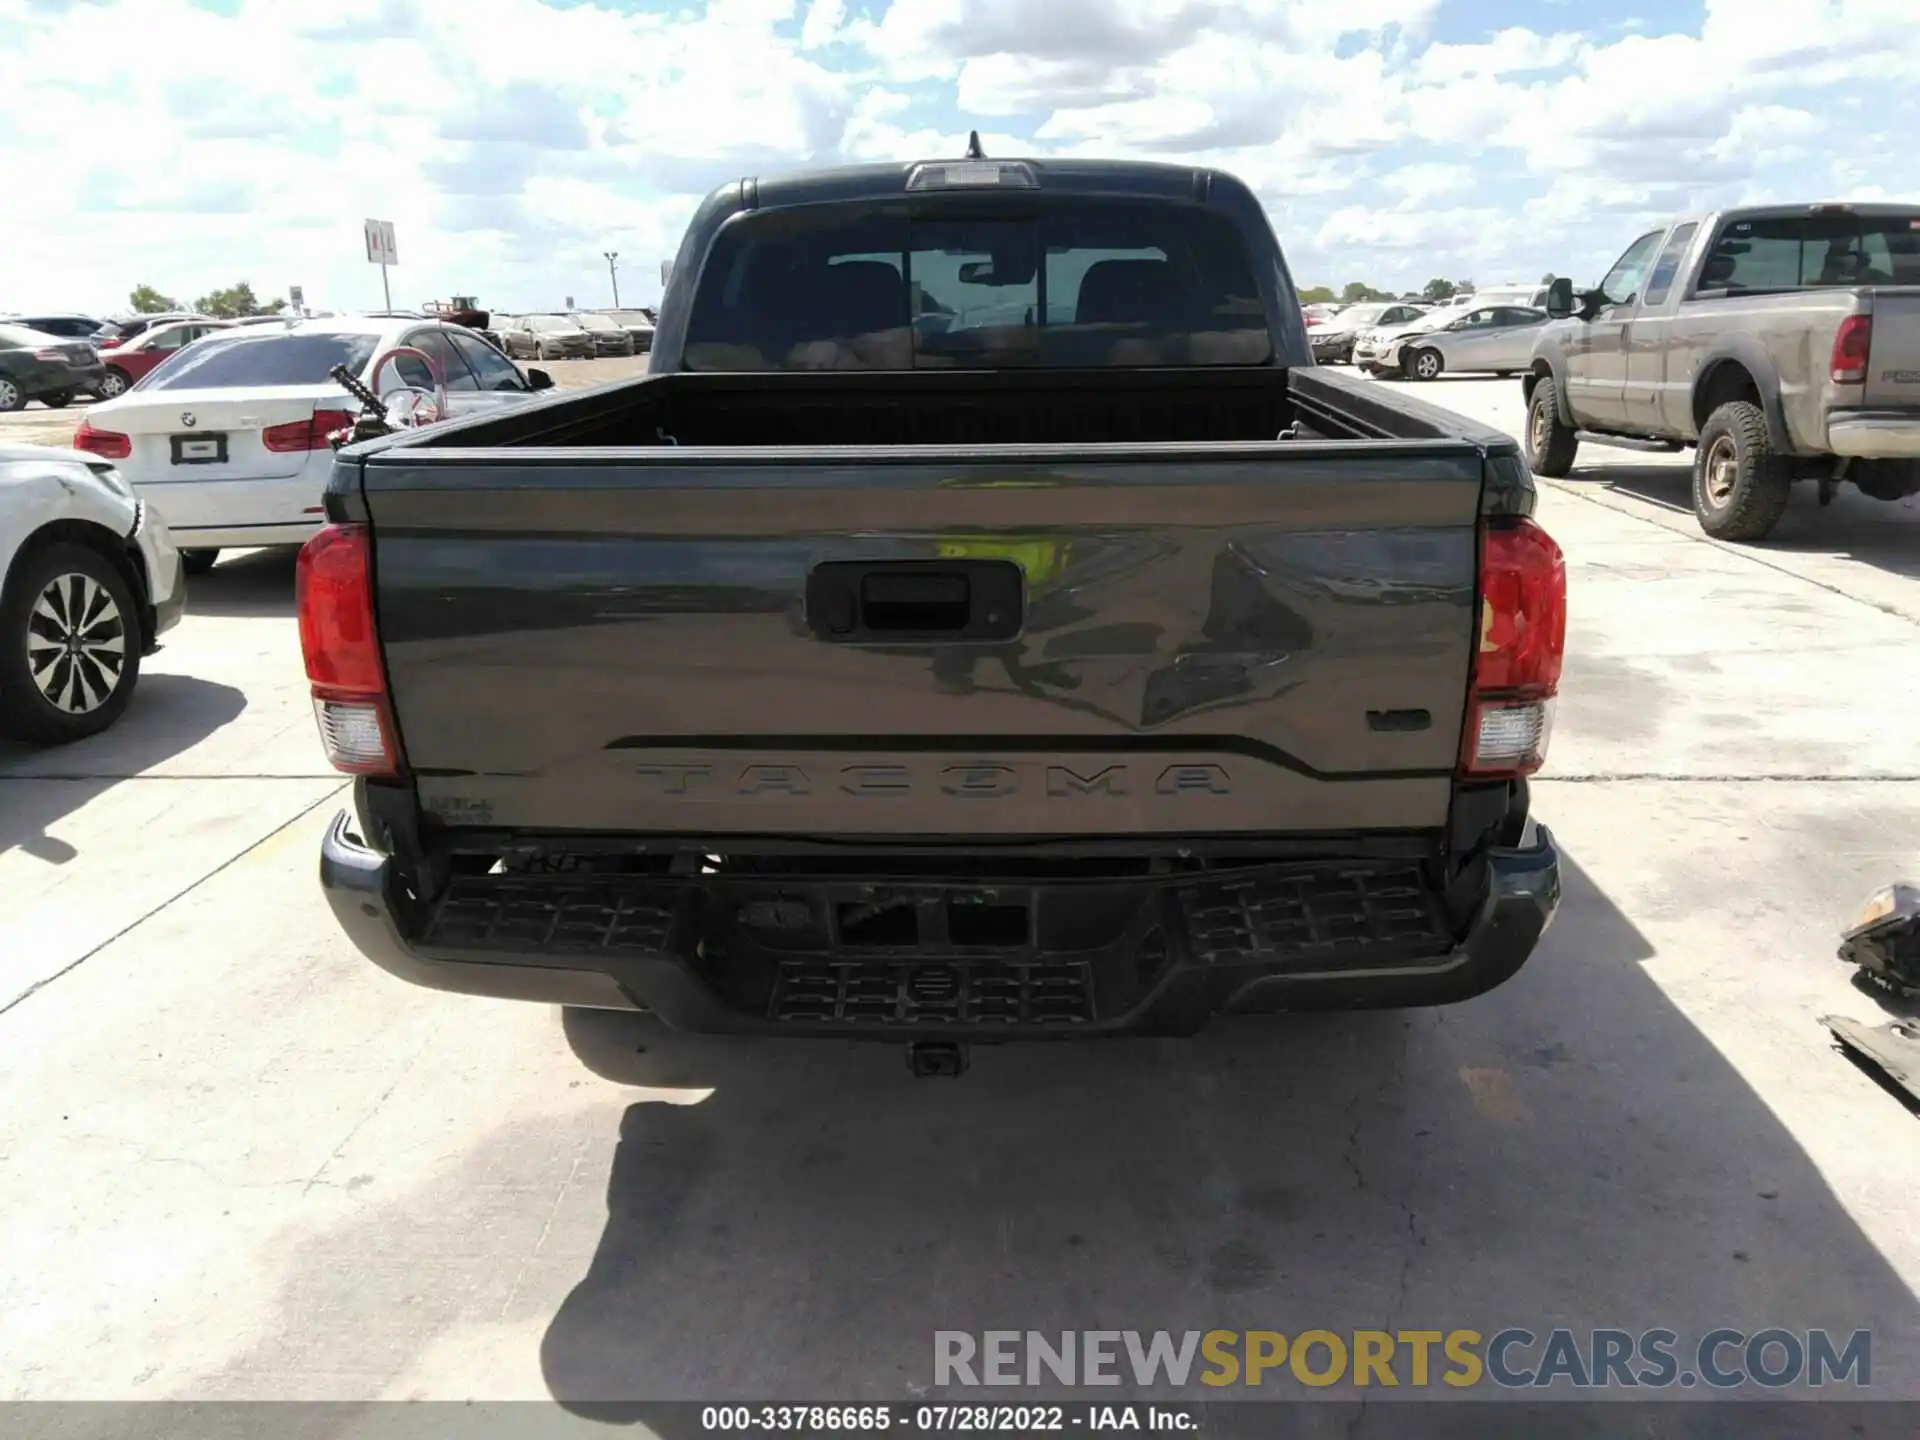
<box><xmin>1693</xmin><ymin>401</ymin><xmax>1792</xmax><ymax>542</ymax></box>
<box><xmin>180</xmin><ymin>549</ymin><xmax>220</xmax><ymax>576</ymax></box>
<box><xmin>0</xmin><ymin>541</ymin><xmax>143</xmax><ymax>744</ymax></box>
<box><xmin>1407</xmin><ymin>347</ymin><xmax>1443</xmax><ymax>381</ymax></box>
<box><xmin>1524</xmin><ymin>377</ymin><xmax>1579</xmax><ymax>478</ymax></box>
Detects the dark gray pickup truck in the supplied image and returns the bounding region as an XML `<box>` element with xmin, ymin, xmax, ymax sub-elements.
<box><xmin>301</xmin><ymin>149</ymin><xmax>1566</xmax><ymax>1066</ymax></box>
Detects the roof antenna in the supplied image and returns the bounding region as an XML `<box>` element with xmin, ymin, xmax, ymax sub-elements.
<box><xmin>964</xmin><ymin>129</ymin><xmax>986</xmax><ymax>160</ymax></box>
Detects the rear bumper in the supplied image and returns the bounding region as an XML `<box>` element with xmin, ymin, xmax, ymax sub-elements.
<box><xmin>319</xmin><ymin>814</ymin><xmax>1563</xmax><ymax>1034</ymax></box>
<box><xmin>1827</xmin><ymin>411</ymin><xmax>1920</xmax><ymax>458</ymax></box>
<box><xmin>16</xmin><ymin>361</ymin><xmax>102</xmax><ymax>396</ymax></box>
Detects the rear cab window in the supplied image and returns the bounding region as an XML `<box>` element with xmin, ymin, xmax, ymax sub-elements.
<box><xmin>683</xmin><ymin>199</ymin><xmax>1273</xmax><ymax>370</ymax></box>
<box><xmin>1697</xmin><ymin>211</ymin><xmax>1920</xmax><ymax>293</ymax></box>
<box><xmin>139</xmin><ymin>332</ymin><xmax>380</xmax><ymax>390</ymax></box>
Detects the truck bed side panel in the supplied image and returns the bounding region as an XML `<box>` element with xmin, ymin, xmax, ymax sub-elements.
<box><xmin>361</xmin><ymin>444</ymin><xmax>1484</xmax><ymax>838</ymax></box>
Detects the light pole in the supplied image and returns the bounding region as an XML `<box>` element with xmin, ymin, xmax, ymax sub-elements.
<box><xmin>604</xmin><ymin>251</ymin><xmax>620</xmax><ymax>308</ymax></box>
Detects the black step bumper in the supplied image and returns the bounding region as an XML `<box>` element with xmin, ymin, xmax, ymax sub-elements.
<box><xmin>319</xmin><ymin>813</ymin><xmax>1562</xmax><ymax>1035</ymax></box>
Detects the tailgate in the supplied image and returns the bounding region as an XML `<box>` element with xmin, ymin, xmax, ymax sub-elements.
<box><xmin>360</xmin><ymin>443</ymin><xmax>1486</xmax><ymax>837</ymax></box>
<box><xmin>1864</xmin><ymin>290</ymin><xmax>1920</xmax><ymax>410</ymax></box>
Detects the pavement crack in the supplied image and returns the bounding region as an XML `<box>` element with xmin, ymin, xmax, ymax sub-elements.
<box><xmin>302</xmin><ymin>1023</ymin><xmax>440</xmax><ymax>1196</ymax></box>
<box><xmin>1</xmin><ymin>772</ymin><xmax>339</xmax><ymax>782</ymax></box>
<box><xmin>0</xmin><ymin>784</ymin><xmax>346</xmax><ymax>1018</ymax></box>
<box><xmin>1544</xmin><ymin>477</ymin><xmax>1920</xmax><ymax>627</ymax></box>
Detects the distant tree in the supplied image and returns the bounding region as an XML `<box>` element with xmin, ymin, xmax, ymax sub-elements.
<box><xmin>128</xmin><ymin>284</ymin><xmax>180</xmax><ymax>314</ymax></box>
<box><xmin>1540</xmin><ymin>272</ymin><xmax>1558</xmax><ymax>284</ymax></box>
<box><xmin>1297</xmin><ymin>284</ymin><xmax>1337</xmax><ymax>303</ymax></box>
<box><xmin>192</xmin><ymin>281</ymin><xmax>287</xmax><ymax>319</ymax></box>
<box><xmin>1341</xmin><ymin>281</ymin><xmax>1394</xmax><ymax>303</ymax></box>
<box><xmin>1454</xmin><ymin>278</ymin><xmax>1475</xmax><ymax>294</ymax></box>
<box><xmin>1421</xmin><ymin>278</ymin><xmax>1458</xmax><ymax>301</ymax></box>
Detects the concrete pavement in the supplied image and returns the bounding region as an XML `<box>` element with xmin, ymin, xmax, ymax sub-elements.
<box><xmin>2</xmin><ymin>373</ymin><xmax>1918</xmax><ymax>1413</ymax></box>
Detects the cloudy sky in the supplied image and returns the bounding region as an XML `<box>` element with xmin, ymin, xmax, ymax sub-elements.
<box><xmin>4</xmin><ymin>0</ymin><xmax>1916</xmax><ymax>318</ymax></box>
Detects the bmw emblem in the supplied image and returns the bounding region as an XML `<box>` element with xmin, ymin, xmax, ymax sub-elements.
<box><xmin>180</xmin><ymin>412</ymin><xmax>197</xmax><ymax>428</ymax></box>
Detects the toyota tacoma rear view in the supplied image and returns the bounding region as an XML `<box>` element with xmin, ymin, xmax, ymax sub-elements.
<box><xmin>300</xmin><ymin>146</ymin><xmax>1567</xmax><ymax>1063</ymax></box>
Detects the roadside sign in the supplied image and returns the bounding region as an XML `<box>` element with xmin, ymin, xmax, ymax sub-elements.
<box><xmin>289</xmin><ymin>284</ymin><xmax>304</xmax><ymax>311</ymax></box>
<box><xmin>661</xmin><ymin>260</ymin><xmax>673</xmax><ymax>287</ymax></box>
<box><xmin>565</xmin><ymin>295</ymin><xmax>575</xmax><ymax>309</ymax></box>
<box><xmin>363</xmin><ymin>218</ymin><xmax>398</xmax><ymax>267</ymax></box>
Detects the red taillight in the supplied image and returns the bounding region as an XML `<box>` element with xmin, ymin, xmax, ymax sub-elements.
<box><xmin>265</xmin><ymin>407</ymin><xmax>357</xmax><ymax>453</ymax></box>
<box><xmin>73</xmin><ymin>419</ymin><xmax>131</xmax><ymax>460</ymax></box>
<box><xmin>296</xmin><ymin>523</ymin><xmax>403</xmax><ymax>776</ymax></box>
<box><xmin>1831</xmin><ymin>314</ymin><xmax>1871</xmax><ymax>385</ymax></box>
<box><xmin>1461</xmin><ymin>516</ymin><xmax>1566</xmax><ymax>779</ymax></box>
<box><xmin>34</xmin><ymin>348</ymin><xmax>68</xmax><ymax>361</ymax></box>
<box><xmin>99</xmin><ymin>337</ymin><xmax>123</xmax><ymax>349</ymax></box>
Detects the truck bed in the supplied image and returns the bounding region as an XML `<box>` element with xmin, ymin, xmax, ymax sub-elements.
<box><xmin>340</xmin><ymin>366</ymin><xmax>1524</xmax><ymax>846</ymax></box>
<box><xmin>392</xmin><ymin>365</ymin><xmax>1479</xmax><ymax>450</ymax></box>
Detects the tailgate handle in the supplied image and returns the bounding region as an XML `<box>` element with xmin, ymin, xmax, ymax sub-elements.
<box><xmin>861</xmin><ymin>573</ymin><xmax>969</xmax><ymax>632</ymax></box>
<box><xmin>808</xmin><ymin>560</ymin><xmax>1023</xmax><ymax>642</ymax></box>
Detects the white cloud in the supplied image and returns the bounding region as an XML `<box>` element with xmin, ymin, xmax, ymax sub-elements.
<box><xmin>2</xmin><ymin>0</ymin><xmax>1919</xmax><ymax>316</ymax></box>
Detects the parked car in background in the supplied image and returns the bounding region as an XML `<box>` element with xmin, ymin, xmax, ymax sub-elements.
<box><xmin>1394</xmin><ymin>304</ymin><xmax>1551</xmax><ymax>381</ymax></box>
<box><xmin>1525</xmin><ymin>202</ymin><xmax>1920</xmax><ymax>540</ymax></box>
<box><xmin>0</xmin><ymin>441</ymin><xmax>183</xmax><ymax>743</ymax></box>
<box><xmin>1352</xmin><ymin>308</ymin><xmax>1456</xmax><ymax>375</ymax></box>
<box><xmin>72</xmin><ymin>317</ymin><xmax>557</xmax><ymax>573</ymax></box>
<box><xmin>96</xmin><ymin>313</ymin><xmax>212</xmax><ymax>349</ymax></box>
<box><xmin>497</xmin><ymin>314</ymin><xmax>595</xmax><ymax>361</ymax></box>
<box><xmin>568</xmin><ymin>311</ymin><xmax>636</xmax><ymax>357</ymax></box>
<box><xmin>605</xmin><ymin>308</ymin><xmax>657</xmax><ymax>356</ymax></box>
<box><xmin>93</xmin><ymin>318</ymin><xmax>239</xmax><ymax>399</ymax></box>
<box><xmin>1308</xmin><ymin>301</ymin><xmax>1427</xmax><ymax>364</ymax></box>
<box><xmin>0</xmin><ymin>324</ymin><xmax>108</xmax><ymax>411</ymax></box>
<box><xmin>5</xmin><ymin>313</ymin><xmax>110</xmax><ymax>340</ymax></box>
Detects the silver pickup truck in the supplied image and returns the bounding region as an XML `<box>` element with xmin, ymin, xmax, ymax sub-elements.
<box><xmin>1523</xmin><ymin>203</ymin><xmax>1920</xmax><ymax>540</ymax></box>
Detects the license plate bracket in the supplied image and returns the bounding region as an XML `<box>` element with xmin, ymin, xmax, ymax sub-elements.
<box><xmin>170</xmin><ymin>432</ymin><xmax>229</xmax><ymax>465</ymax></box>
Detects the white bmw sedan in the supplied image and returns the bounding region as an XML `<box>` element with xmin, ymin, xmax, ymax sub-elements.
<box><xmin>71</xmin><ymin>316</ymin><xmax>556</xmax><ymax>573</ymax></box>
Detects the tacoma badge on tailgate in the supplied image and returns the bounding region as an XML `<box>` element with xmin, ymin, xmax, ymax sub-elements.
<box><xmin>628</xmin><ymin>760</ymin><xmax>1234</xmax><ymax>799</ymax></box>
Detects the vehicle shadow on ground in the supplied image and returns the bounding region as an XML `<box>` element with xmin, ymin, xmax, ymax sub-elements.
<box><xmin>0</xmin><ymin>674</ymin><xmax>246</xmax><ymax>859</ymax></box>
<box><xmin>521</xmin><ymin>849</ymin><xmax>1920</xmax><ymax>1427</ymax></box>
<box><xmin>185</xmin><ymin>549</ymin><xmax>298</xmax><ymax>620</ymax></box>
<box><xmin>1564</xmin><ymin>461</ymin><xmax>1920</xmax><ymax>581</ymax></box>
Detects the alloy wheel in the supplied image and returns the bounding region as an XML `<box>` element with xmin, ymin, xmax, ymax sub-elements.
<box><xmin>27</xmin><ymin>572</ymin><xmax>127</xmax><ymax>715</ymax></box>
